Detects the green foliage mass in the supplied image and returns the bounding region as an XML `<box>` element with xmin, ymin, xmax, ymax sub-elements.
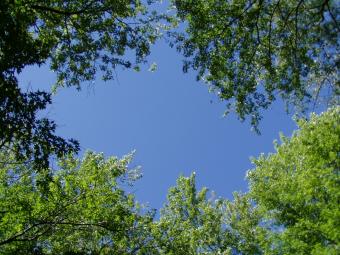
<box><xmin>0</xmin><ymin>0</ymin><xmax>80</xmax><ymax>170</ymax></box>
<box><xmin>1</xmin><ymin>107</ymin><xmax>338</xmax><ymax>254</ymax></box>
<box><xmin>172</xmin><ymin>0</ymin><xmax>339</xmax><ymax>129</ymax></box>
<box><xmin>3</xmin><ymin>0</ymin><xmax>164</xmax><ymax>88</ymax></box>
<box><xmin>0</xmin><ymin>152</ymin><xmax>154</xmax><ymax>254</ymax></box>
<box><xmin>154</xmin><ymin>173</ymin><xmax>264</xmax><ymax>254</ymax></box>
<box><xmin>247</xmin><ymin>106</ymin><xmax>340</xmax><ymax>254</ymax></box>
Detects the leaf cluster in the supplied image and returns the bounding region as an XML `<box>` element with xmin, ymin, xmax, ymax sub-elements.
<box><xmin>0</xmin><ymin>0</ymin><xmax>79</xmax><ymax>170</ymax></box>
<box><xmin>0</xmin><ymin>151</ymin><xmax>154</xmax><ymax>254</ymax></box>
<box><xmin>171</xmin><ymin>0</ymin><xmax>339</xmax><ymax>129</ymax></box>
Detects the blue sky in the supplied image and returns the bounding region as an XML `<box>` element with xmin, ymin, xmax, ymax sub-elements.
<box><xmin>18</xmin><ymin>39</ymin><xmax>297</xmax><ymax>211</ymax></box>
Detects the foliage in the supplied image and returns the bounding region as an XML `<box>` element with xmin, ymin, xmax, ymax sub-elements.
<box><xmin>171</xmin><ymin>0</ymin><xmax>340</xmax><ymax>129</ymax></box>
<box><xmin>2</xmin><ymin>1</ymin><xmax>340</xmax><ymax>248</ymax></box>
<box><xmin>154</xmin><ymin>173</ymin><xmax>228</xmax><ymax>254</ymax></box>
<box><xmin>1</xmin><ymin>0</ymin><xmax>77</xmax><ymax>170</ymax></box>
<box><xmin>154</xmin><ymin>107</ymin><xmax>340</xmax><ymax>254</ymax></box>
<box><xmin>0</xmin><ymin>151</ymin><xmax>154</xmax><ymax>254</ymax></box>
<box><xmin>0</xmin><ymin>78</ymin><xmax>79</xmax><ymax>170</ymax></box>
<box><xmin>247</xmin><ymin>106</ymin><xmax>340</xmax><ymax>254</ymax></box>
<box><xmin>0</xmin><ymin>108</ymin><xmax>339</xmax><ymax>254</ymax></box>
<box><xmin>153</xmin><ymin>173</ymin><xmax>264</xmax><ymax>254</ymax></box>
<box><xmin>8</xmin><ymin>0</ymin><xmax>164</xmax><ymax>89</ymax></box>
<box><xmin>0</xmin><ymin>0</ymin><xmax>166</xmax><ymax>170</ymax></box>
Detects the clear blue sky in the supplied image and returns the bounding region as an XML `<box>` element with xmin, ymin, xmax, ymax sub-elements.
<box><xmin>18</xmin><ymin>39</ymin><xmax>297</xmax><ymax>211</ymax></box>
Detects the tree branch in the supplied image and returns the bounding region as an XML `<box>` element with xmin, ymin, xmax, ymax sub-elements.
<box><xmin>0</xmin><ymin>223</ymin><xmax>41</xmax><ymax>246</ymax></box>
<box><xmin>326</xmin><ymin>2</ymin><xmax>340</xmax><ymax>33</ymax></box>
<box><xmin>0</xmin><ymin>220</ymin><xmax>113</xmax><ymax>246</ymax></box>
<box><xmin>268</xmin><ymin>0</ymin><xmax>281</xmax><ymax>65</ymax></box>
<box><xmin>30</xmin><ymin>0</ymin><xmax>97</xmax><ymax>16</ymax></box>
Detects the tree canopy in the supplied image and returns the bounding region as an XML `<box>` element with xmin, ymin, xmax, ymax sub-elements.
<box><xmin>1</xmin><ymin>107</ymin><xmax>339</xmax><ymax>254</ymax></box>
<box><xmin>1</xmin><ymin>0</ymin><xmax>339</xmax><ymax>169</ymax></box>
<box><xmin>3</xmin><ymin>0</ymin><xmax>164</xmax><ymax>88</ymax></box>
<box><xmin>172</xmin><ymin>0</ymin><xmax>339</xmax><ymax>129</ymax></box>
<box><xmin>0</xmin><ymin>0</ymin><xmax>164</xmax><ymax>169</ymax></box>
<box><xmin>0</xmin><ymin>151</ymin><xmax>155</xmax><ymax>254</ymax></box>
<box><xmin>0</xmin><ymin>80</ymin><xmax>79</xmax><ymax>170</ymax></box>
<box><xmin>1</xmin><ymin>1</ymin><xmax>339</xmax><ymax>252</ymax></box>
<box><xmin>247</xmin><ymin>106</ymin><xmax>340</xmax><ymax>254</ymax></box>
<box><xmin>154</xmin><ymin>173</ymin><xmax>263</xmax><ymax>255</ymax></box>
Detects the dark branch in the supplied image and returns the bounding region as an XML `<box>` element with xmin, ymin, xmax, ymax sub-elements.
<box><xmin>0</xmin><ymin>220</ymin><xmax>114</xmax><ymax>246</ymax></box>
<box><xmin>268</xmin><ymin>0</ymin><xmax>281</xmax><ymax>64</ymax></box>
<box><xmin>326</xmin><ymin>2</ymin><xmax>340</xmax><ymax>33</ymax></box>
<box><xmin>30</xmin><ymin>1</ymin><xmax>97</xmax><ymax>16</ymax></box>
